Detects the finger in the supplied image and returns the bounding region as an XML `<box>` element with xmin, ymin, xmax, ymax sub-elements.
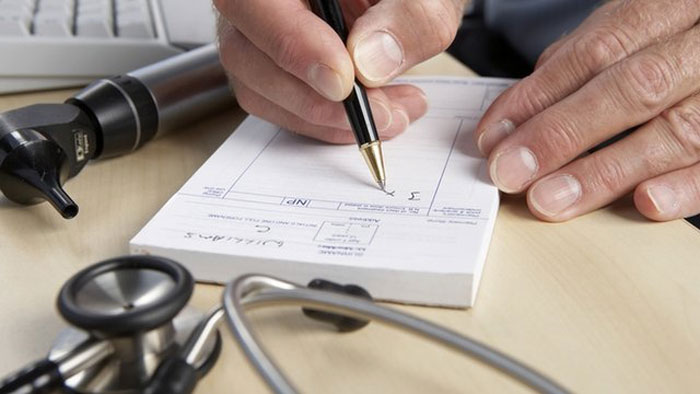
<box><xmin>634</xmin><ymin>163</ymin><xmax>700</xmax><ymax>221</ymax></box>
<box><xmin>488</xmin><ymin>25</ymin><xmax>700</xmax><ymax>194</ymax></box>
<box><xmin>475</xmin><ymin>0</ymin><xmax>700</xmax><ymax>155</ymax></box>
<box><xmin>533</xmin><ymin>0</ymin><xmax>620</xmax><ymax>69</ymax></box>
<box><xmin>231</xmin><ymin>77</ymin><xmax>354</xmax><ymax>144</ymax></box>
<box><xmin>339</xmin><ymin>0</ymin><xmax>378</xmax><ymax>24</ymax></box>
<box><xmin>213</xmin><ymin>0</ymin><xmax>354</xmax><ymax>101</ymax></box>
<box><xmin>346</xmin><ymin>0</ymin><xmax>468</xmax><ymax>86</ymax></box>
<box><xmin>533</xmin><ymin>36</ymin><xmax>567</xmax><ymax>71</ymax></box>
<box><xmin>218</xmin><ymin>23</ymin><xmax>372</xmax><ymax>130</ymax></box>
<box><xmin>374</xmin><ymin>84</ymin><xmax>429</xmax><ymax>140</ymax></box>
<box><xmin>526</xmin><ymin>93</ymin><xmax>700</xmax><ymax>221</ymax></box>
<box><xmin>218</xmin><ymin>21</ymin><xmax>426</xmax><ymax>133</ymax></box>
<box><xmin>384</xmin><ymin>83</ymin><xmax>428</xmax><ymax>124</ymax></box>
<box><xmin>231</xmin><ymin>77</ymin><xmax>421</xmax><ymax>143</ymax></box>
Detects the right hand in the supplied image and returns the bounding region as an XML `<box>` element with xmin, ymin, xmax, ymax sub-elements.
<box><xmin>213</xmin><ymin>0</ymin><xmax>467</xmax><ymax>143</ymax></box>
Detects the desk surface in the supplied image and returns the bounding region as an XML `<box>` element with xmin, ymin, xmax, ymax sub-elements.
<box><xmin>1</xmin><ymin>54</ymin><xmax>699</xmax><ymax>394</ymax></box>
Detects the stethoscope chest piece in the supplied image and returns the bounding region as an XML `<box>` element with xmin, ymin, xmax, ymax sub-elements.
<box><xmin>48</xmin><ymin>256</ymin><xmax>221</xmax><ymax>394</ymax></box>
<box><xmin>1</xmin><ymin>255</ymin><xmax>570</xmax><ymax>394</ymax></box>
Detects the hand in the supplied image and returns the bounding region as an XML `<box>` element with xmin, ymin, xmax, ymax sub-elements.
<box><xmin>213</xmin><ymin>0</ymin><xmax>468</xmax><ymax>143</ymax></box>
<box><xmin>474</xmin><ymin>0</ymin><xmax>700</xmax><ymax>222</ymax></box>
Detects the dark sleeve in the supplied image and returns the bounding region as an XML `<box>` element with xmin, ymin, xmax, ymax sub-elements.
<box><xmin>479</xmin><ymin>0</ymin><xmax>603</xmax><ymax>64</ymax></box>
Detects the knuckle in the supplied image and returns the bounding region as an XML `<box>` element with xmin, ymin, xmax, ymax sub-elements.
<box><xmin>323</xmin><ymin>129</ymin><xmax>353</xmax><ymax>144</ymax></box>
<box><xmin>660</xmin><ymin>102</ymin><xmax>700</xmax><ymax>158</ymax></box>
<box><xmin>689</xmin><ymin>168</ymin><xmax>700</xmax><ymax>201</ymax></box>
<box><xmin>620</xmin><ymin>54</ymin><xmax>676</xmax><ymax>111</ymax></box>
<box><xmin>585</xmin><ymin>156</ymin><xmax>630</xmax><ymax>194</ymax></box>
<box><xmin>535</xmin><ymin>43</ymin><xmax>559</xmax><ymax>69</ymax></box>
<box><xmin>404</xmin><ymin>1</ymin><xmax>460</xmax><ymax>54</ymax></box>
<box><xmin>269</xmin><ymin>24</ymin><xmax>305</xmax><ymax>72</ymax></box>
<box><xmin>507</xmin><ymin>76</ymin><xmax>557</xmax><ymax>117</ymax></box>
<box><xmin>297</xmin><ymin>95</ymin><xmax>333</xmax><ymax>125</ymax></box>
<box><xmin>572</xmin><ymin>27</ymin><xmax>630</xmax><ymax>73</ymax></box>
<box><xmin>532</xmin><ymin>110</ymin><xmax>585</xmax><ymax>163</ymax></box>
<box><xmin>217</xmin><ymin>33</ymin><xmax>238</xmax><ymax>69</ymax></box>
<box><xmin>640</xmin><ymin>134</ymin><xmax>676</xmax><ymax>174</ymax></box>
<box><xmin>212</xmin><ymin>0</ymin><xmax>228</xmax><ymax>13</ymax></box>
<box><xmin>213</xmin><ymin>0</ymin><xmax>241</xmax><ymax>18</ymax></box>
<box><xmin>234</xmin><ymin>89</ymin><xmax>256</xmax><ymax>115</ymax></box>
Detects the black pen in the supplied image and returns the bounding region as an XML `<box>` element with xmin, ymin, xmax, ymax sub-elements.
<box><xmin>309</xmin><ymin>0</ymin><xmax>387</xmax><ymax>190</ymax></box>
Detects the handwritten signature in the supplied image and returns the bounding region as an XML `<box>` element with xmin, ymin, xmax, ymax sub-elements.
<box><xmin>184</xmin><ymin>232</ymin><xmax>283</xmax><ymax>248</ymax></box>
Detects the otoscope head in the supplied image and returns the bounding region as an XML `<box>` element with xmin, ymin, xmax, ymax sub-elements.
<box><xmin>0</xmin><ymin>129</ymin><xmax>78</xmax><ymax>218</ymax></box>
<box><xmin>0</xmin><ymin>103</ymin><xmax>97</xmax><ymax>219</ymax></box>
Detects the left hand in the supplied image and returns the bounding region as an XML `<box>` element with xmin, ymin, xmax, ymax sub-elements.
<box><xmin>474</xmin><ymin>0</ymin><xmax>700</xmax><ymax>222</ymax></box>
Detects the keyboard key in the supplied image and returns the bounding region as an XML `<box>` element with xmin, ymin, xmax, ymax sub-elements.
<box><xmin>75</xmin><ymin>0</ymin><xmax>113</xmax><ymax>37</ymax></box>
<box><xmin>33</xmin><ymin>0</ymin><xmax>74</xmax><ymax>36</ymax></box>
<box><xmin>76</xmin><ymin>0</ymin><xmax>110</xmax><ymax>18</ymax></box>
<box><xmin>76</xmin><ymin>14</ymin><xmax>113</xmax><ymax>37</ymax></box>
<box><xmin>0</xmin><ymin>13</ymin><xmax>32</xmax><ymax>36</ymax></box>
<box><xmin>117</xmin><ymin>14</ymin><xmax>154</xmax><ymax>38</ymax></box>
<box><xmin>157</xmin><ymin>0</ymin><xmax>217</xmax><ymax>48</ymax></box>
<box><xmin>0</xmin><ymin>0</ymin><xmax>217</xmax><ymax>94</ymax></box>
<box><xmin>0</xmin><ymin>0</ymin><xmax>35</xmax><ymax>14</ymax></box>
<box><xmin>37</xmin><ymin>0</ymin><xmax>74</xmax><ymax>14</ymax></box>
<box><xmin>115</xmin><ymin>0</ymin><xmax>154</xmax><ymax>39</ymax></box>
<box><xmin>114</xmin><ymin>0</ymin><xmax>143</xmax><ymax>12</ymax></box>
<box><xmin>34</xmin><ymin>12</ymin><xmax>73</xmax><ymax>36</ymax></box>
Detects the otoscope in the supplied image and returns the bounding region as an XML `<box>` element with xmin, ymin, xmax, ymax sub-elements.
<box><xmin>0</xmin><ymin>44</ymin><xmax>233</xmax><ymax>219</ymax></box>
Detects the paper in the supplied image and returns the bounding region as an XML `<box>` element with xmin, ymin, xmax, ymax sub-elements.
<box><xmin>130</xmin><ymin>77</ymin><xmax>514</xmax><ymax>307</ymax></box>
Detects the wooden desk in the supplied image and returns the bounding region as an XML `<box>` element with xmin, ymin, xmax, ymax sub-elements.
<box><xmin>1</xmin><ymin>54</ymin><xmax>699</xmax><ymax>393</ymax></box>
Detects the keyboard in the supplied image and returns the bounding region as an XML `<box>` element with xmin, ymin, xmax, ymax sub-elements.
<box><xmin>0</xmin><ymin>0</ymin><xmax>217</xmax><ymax>94</ymax></box>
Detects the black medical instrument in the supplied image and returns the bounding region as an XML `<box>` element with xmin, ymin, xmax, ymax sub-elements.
<box><xmin>0</xmin><ymin>39</ymin><xmax>631</xmax><ymax>221</ymax></box>
<box><xmin>0</xmin><ymin>44</ymin><xmax>233</xmax><ymax>219</ymax></box>
<box><xmin>0</xmin><ymin>256</ymin><xmax>569</xmax><ymax>394</ymax></box>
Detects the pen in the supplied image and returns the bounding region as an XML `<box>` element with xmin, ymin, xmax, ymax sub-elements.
<box><xmin>308</xmin><ymin>0</ymin><xmax>387</xmax><ymax>191</ymax></box>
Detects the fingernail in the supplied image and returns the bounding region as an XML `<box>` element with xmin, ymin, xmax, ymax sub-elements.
<box><xmin>647</xmin><ymin>185</ymin><xmax>679</xmax><ymax>215</ymax></box>
<box><xmin>354</xmin><ymin>31</ymin><xmax>404</xmax><ymax>82</ymax></box>
<box><xmin>390</xmin><ymin>90</ymin><xmax>429</xmax><ymax>121</ymax></box>
<box><xmin>381</xmin><ymin>108</ymin><xmax>409</xmax><ymax>139</ymax></box>
<box><xmin>530</xmin><ymin>174</ymin><xmax>582</xmax><ymax>217</ymax></box>
<box><xmin>478</xmin><ymin>119</ymin><xmax>515</xmax><ymax>155</ymax></box>
<box><xmin>308</xmin><ymin>64</ymin><xmax>346</xmax><ymax>101</ymax></box>
<box><xmin>394</xmin><ymin>108</ymin><xmax>410</xmax><ymax>129</ymax></box>
<box><xmin>490</xmin><ymin>147</ymin><xmax>538</xmax><ymax>193</ymax></box>
<box><xmin>370</xmin><ymin>98</ymin><xmax>392</xmax><ymax>131</ymax></box>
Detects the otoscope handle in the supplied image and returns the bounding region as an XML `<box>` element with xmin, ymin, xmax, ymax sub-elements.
<box><xmin>69</xmin><ymin>44</ymin><xmax>233</xmax><ymax>159</ymax></box>
<box><xmin>0</xmin><ymin>44</ymin><xmax>233</xmax><ymax>216</ymax></box>
<box><xmin>128</xmin><ymin>44</ymin><xmax>233</xmax><ymax>138</ymax></box>
<box><xmin>0</xmin><ymin>358</ymin><xmax>62</xmax><ymax>394</ymax></box>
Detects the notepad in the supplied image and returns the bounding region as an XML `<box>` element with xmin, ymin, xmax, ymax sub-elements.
<box><xmin>130</xmin><ymin>77</ymin><xmax>514</xmax><ymax>308</ymax></box>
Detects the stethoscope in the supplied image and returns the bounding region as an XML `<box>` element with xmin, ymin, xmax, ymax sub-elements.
<box><xmin>0</xmin><ymin>256</ymin><xmax>570</xmax><ymax>394</ymax></box>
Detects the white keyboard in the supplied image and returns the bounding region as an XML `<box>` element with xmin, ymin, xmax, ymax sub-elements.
<box><xmin>0</xmin><ymin>0</ymin><xmax>217</xmax><ymax>94</ymax></box>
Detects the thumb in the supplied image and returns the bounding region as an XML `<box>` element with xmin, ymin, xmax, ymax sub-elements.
<box><xmin>347</xmin><ymin>0</ymin><xmax>466</xmax><ymax>87</ymax></box>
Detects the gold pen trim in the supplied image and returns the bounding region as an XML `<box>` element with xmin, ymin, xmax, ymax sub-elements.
<box><xmin>359</xmin><ymin>141</ymin><xmax>386</xmax><ymax>189</ymax></box>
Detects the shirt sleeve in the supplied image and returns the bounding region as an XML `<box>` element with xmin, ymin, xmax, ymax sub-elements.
<box><xmin>479</xmin><ymin>0</ymin><xmax>603</xmax><ymax>64</ymax></box>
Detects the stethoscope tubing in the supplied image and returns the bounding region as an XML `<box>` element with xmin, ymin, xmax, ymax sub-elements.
<box><xmin>223</xmin><ymin>274</ymin><xmax>570</xmax><ymax>394</ymax></box>
<box><xmin>0</xmin><ymin>269</ymin><xmax>569</xmax><ymax>394</ymax></box>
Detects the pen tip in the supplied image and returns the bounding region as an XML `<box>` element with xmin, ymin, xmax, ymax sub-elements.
<box><xmin>378</xmin><ymin>180</ymin><xmax>386</xmax><ymax>191</ymax></box>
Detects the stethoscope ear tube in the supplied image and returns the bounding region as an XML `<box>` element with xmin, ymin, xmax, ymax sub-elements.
<box><xmin>223</xmin><ymin>275</ymin><xmax>570</xmax><ymax>394</ymax></box>
<box><xmin>1</xmin><ymin>257</ymin><xmax>570</xmax><ymax>394</ymax></box>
